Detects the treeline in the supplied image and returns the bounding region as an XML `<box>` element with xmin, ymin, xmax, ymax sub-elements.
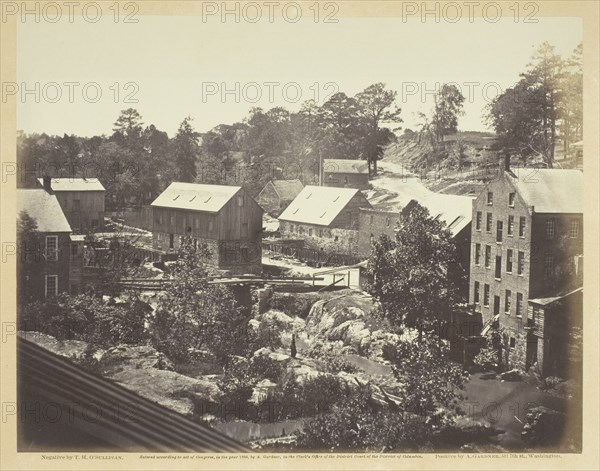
<box><xmin>486</xmin><ymin>42</ymin><xmax>583</xmax><ymax>166</ymax></box>
<box><xmin>17</xmin><ymin>83</ymin><xmax>404</xmax><ymax>205</ymax></box>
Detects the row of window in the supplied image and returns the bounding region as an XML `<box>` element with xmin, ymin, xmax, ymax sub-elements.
<box><xmin>475</xmin><ymin>244</ymin><xmax>555</xmax><ymax>279</ymax></box>
<box><xmin>487</xmin><ymin>191</ymin><xmax>516</xmax><ymax>207</ymax></box>
<box><xmin>476</xmin><ymin>211</ymin><xmax>580</xmax><ymax>240</ymax></box>
<box><xmin>474</xmin><ymin>281</ymin><xmax>525</xmax><ymax>316</ymax></box>
<box><xmin>156</xmin><ymin>214</ymin><xmax>216</xmax><ymax>232</ymax></box>
<box><xmin>288</xmin><ymin>224</ymin><xmax>339</xmax><ymax>241</ymax></box>
<box><xmin>476</xmin><ymin>212</ymin><xmax>526</xmax><ymax>239</ymax></box>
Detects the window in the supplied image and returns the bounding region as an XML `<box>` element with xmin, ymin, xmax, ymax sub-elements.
<box><xmin>290</xmin><ymin>224</ymin><xmax>295</xmax><ymax>233</ymax></box>
<box><xmin>476</xmin><ymin>211</ymin><xmax>482</xmax><ymax>231</ymax></box>
<box><xmin>386</xmin><ymin>217</ymin><xmax>390</xmax><ymax>227</ymax></box>
<box><xmin>496</xmin><ymin>221</ymin><xmax>503</xmax><ymax>243</ymax></box>
<box><xmin>570</xmin><ymin>219</ymin><xmax>579</xmax><ymax>238</ymax></box>
<box><xmin>505</xmin><ymin>290</ymin><xmax>512</xmax><ymax>313</ymax></box>
<box><xmin>507</xmin><ymin>215</ymin><xmax>514</xmax><ymax>236</ymax></box>
<box><xmin>509</xmin><ymin>337</ymin><xmax>516</xmax><ymax>348</ymax></box>
<box><xmin>70</xmin><ymin>244</ymin><xmax>79</xmax><ymax>257</ymax></box>
<box><xmin>516</xmin><ymin>292</ymin><xmax>523</xmax><ymax>316</ymax></box>
<box><xmin>474</xmin><ymin>281</ymin><xmax>480</xmax><ymax>304</ymax></box>
<box><xmin>544</xmin><ymin>253</ymin><xmax>554</xmax><ymax>278</ymax></box>
<box><xmin>495</xmin><ymin>255</ymin><xmax>502</xmax><ymax>279</ymax></box>
<box><xmin>370</xmin><ymin>215</ymin><xmax>374</xmax><ymax>224</ymax></box>
<box><xmin>45</xmin><ymin>275</ymin><xmax>58</xmax><ymax>298</ymax></box>
<box><xmin>319</xmin><ymin>229</ymin><xmax>323</xmax><ymax>237</ymax></box>
<box><xmin>45</xmin><ymin>236</ymin><xmax>58</xmax><ymax>261</ymax></box>
<box><xmin>509</xmin><ymin>192</ymin><xmax>515</xmax><ymax>207</ymax></box>
<box><xmin>308</xmin><ymin>228</ymin><xmax>313</xmax><ymax>237</ymax></box>
<box><xmin>484</xmin><ymin>245</ymin><xmax>491</xmax><ymax>268</ymax></box>
<box><xmin>517</xmin><ymin>251</ymin><xmax>525</xmax><ymax>275</ymax></box>
<box><xmin>242</xmin><ymin>223</ymin><xmax>248</xmax><ymax>238</ymax></box>
<box><xmin>519</xmin><ymin>216</ymin><xmax>526</xmax><ymax>237</ymax></box>
<box><xmin>238</xmin><ymin>193</ymin><xmax>244</xmax><ymax>207</ymax></box>
<box><xmin>546</xmin><ymin>218</ymin><xmax>555</xmax><ymax>239</ymax></box>
<box><xmin>486</xmin><ymin>213</ymin><xmax>493</xmax><ymax>232</ymax></box>
<box><xmin>483</xmin><ymin>284</ymin><xmax>490</xmax><ymax>307</ymax></box>
<box><xmin>494</xmin><ymin>295</ymin><xmax>500</xmax><ymax>315</ymax></box>
<box><xmin>195</xmin><ymin>218</ymin><xmax>200</xmax><ymax>229</ymax></box>
<box><xmin>487</xmin><ymin>192</ymin><xmax>493</xmax><ymax>205</ymax></box>
<box><xmin>73</xmin><ymin>199</ymin><xmax>81</xmax><ymax>210</ymax></box>
<box><xmin>506</xmin><ymin>249</ymin><xmax>513</xmax><ymax>273</ymax></box>
<box><xmin>208</xmin><ymin>220</ymin><xmax>214</xmax><ymax>232</ymax></box>
<box><xmin>475</xmin><ymin>243</ymin><xmax>481</xmax><ymax>265</ymax></box>
<box><xmin>170</xmin><ymin>214</ymin><xmax>175</xmax><ymax>225</ymax></box>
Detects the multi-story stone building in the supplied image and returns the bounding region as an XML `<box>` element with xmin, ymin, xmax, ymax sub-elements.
<box><xmin>150</xmin><ymin>182</ymin><xmax>263</xmax><ymax>274</ymax></box>
<box><xmin>469</xmin><ymin>158</ymin><xmax>583</xmax><ymax>371</ymax></box>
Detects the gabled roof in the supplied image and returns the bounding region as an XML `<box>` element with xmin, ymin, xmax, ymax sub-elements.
<box><xmin>37</xmin><ymin>177</ymin><xmax>105</xmax><ymax>192</ymax></box>
<box><xmin>324</xmin><ymin>159</ymin><xmax>369</xmax><ymax>175</ymax></box>
<box><xmin>403</xmin><ymin>193</ymin><xmax>474</xmax><ymax>237</ymax></box>
<box><xmin>151</xmin><ymin>182</ymin><xmax>241</xmax><ymax>213</ymax></box>
<box><xmin>278</xmin><ymin>185</ymin><xmax>365</xmax><ymax>226</ymax></box>
<box><xmin>17</xmin><ymin>189</ymin><xmax>71</xmax><ymax>233</ymax></box>
<box><xmin>507</xmin><ymin>169</ymin><xmax>583</xmax><ymax>214</ymax></box>
<box><xmin>270</xmin><ymin>179</ymin><xmax>304</xmax><ymax>201</ymax></box>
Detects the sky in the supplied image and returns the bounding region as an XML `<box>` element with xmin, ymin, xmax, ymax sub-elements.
<box><xmin>16</xmin><ymin>15</ymin><xmax>582</xmax><ymax>138</ymax></box>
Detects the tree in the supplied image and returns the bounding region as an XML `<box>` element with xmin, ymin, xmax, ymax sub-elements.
<box><xmin>17</xmin><ymin>211</ymin><xmax>41</xmax><ymax>304</ymax></box>
<box><xmin>112</xmin><ymin>108</ymin><xmax>144</xmax><ymax>144</ymax></box>
<box><xmin>356</xmin><ymin>83</ymin><xmax>403</xmax><ymax>175</ymax></box>
<box><xmin>149</xmin><ymin>242</ymin><xmax>248</xmax><ymax>366</ymax></box>
<box><xmin>295</xmin><ymin>386</ymin><xmax>431</xmax><ymax>452</ymax></box>
<box><xmin>486</xmin><ymin>42</ymin><xmax>571</xmax><ymax>167</ymax></box>
<box><xmin>559</xmin><ymin>43</ymin><xmax>583</xmax><ymax>155</ymax></box>
<box><xmin>172</xmin><ymin>116</ymin><xmax>200</xmax><ymax>182</ymax></box>
<box><xmin>367</xmin><ymin>202</ymin><xmax>460</xmax><ymax>336</ymax></box>
<box><xmin>431</xmin><ymin>84</ymin><xmax>465</xmax><ymax>143</ymax></box>
<box><xmin>389</xmin><ymin>333</ymin><xmax>467</xmax><ymax>416</ymax></box>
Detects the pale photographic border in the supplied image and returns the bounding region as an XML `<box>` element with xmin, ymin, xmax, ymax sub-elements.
<box><xmin>1</xmin><ymin>1</ymin><xmax>599</xmax><ymax>469</ymax></box>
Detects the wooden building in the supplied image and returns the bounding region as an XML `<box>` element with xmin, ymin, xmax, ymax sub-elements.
<box><xmin>323</xmin><ymin>159</ymin><xmax>370</xmax><ymax>189</ymax></box>
<box><xmin>469</xmin><ymin>157</ymin><xmax>583</xmax><ymax>371</ymax></box>
<box><xmin>150</xmin><ymin>182</ymin><xmax>263</xmax><ymax>274</ymax></box>
<box><xmin>17</xmin><ymin>189</ymin><xmax>85</xmax><ymax>301</ymax></box>
<box><xmin>257</xmin><ymin>179</ymin><xmax>304</xmax><ymax>216</ymax></box>
<box><xmin>278</xmin><ymin>185</ymin><xmax>372</xmax><ymax>256</ymax></box>
<box><xmin>37</xmin><ymin>177</ymin><xmax>105</xmax><ymax>232</ymax></box>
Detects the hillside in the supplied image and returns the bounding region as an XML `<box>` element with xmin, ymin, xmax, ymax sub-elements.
<box><xmin>380</xmin><ymin>131</ymin><xmax>498</xmax><ymax>195</ymax></box>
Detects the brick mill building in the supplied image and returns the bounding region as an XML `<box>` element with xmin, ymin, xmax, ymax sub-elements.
<box><xmin>256</xmin><ymin>179</ymin><xmax>304</xmax><ymax>216</ymax></box>
<box><xmin>469</xmin><ymin>158</ymin><xmax>583</xmax><ymax>373</ymax></box>
<box><xmin>278</xmin><ymin>185</ymin><xmax>372</xmax><ymax>257</ymax></box>
<box><xmin>17</xmin><ymin>188</ymin><xmax>85</xmax><ymax>301</ymax></box>
<box><xmin>323</xmin><ymin>159</ymin><xmax>370</xmax><ymax>189</ymax></box>
<box><xmin>150</xmin><ymin>182</ymin><xmax>263</xmax><ymax>274</ymax></box>
<box><xmin>37</xmin><ymin>177</ymin><xmax>105</xmax><ymax>232</ymax></box>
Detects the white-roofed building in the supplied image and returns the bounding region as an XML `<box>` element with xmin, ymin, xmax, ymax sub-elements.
<box><xmin>278</xmin><ymin>185</ymin><xmax>372</xmax><ymax>256</ymax></box>
<box><xmin>150</xmin><ymin>182</ymin><xmax>263</xmax><ymax>273</ymax></box>
<box><xmin>37</xmin><ymin>177</ymin><xmax>106</xmax><ymax>232</ymax></box>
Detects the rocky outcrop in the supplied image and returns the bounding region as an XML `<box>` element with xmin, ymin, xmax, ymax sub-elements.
<box><xmin>521</xmin><ymin>406</ymin><xmax>567</xmax><ymax>447</ymax></box>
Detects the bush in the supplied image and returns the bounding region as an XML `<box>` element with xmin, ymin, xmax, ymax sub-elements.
<box><xmin>249</xmin><ymin>354</ymin><xmax>286</xmax><ymax>383</ymax></box>
<box><xmin>216</xmin><ymin>358</ymin><xmax>257</xmax><ymax>410</ymax></box>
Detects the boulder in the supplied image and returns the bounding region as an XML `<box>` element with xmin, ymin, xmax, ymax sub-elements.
<box><xmin>500</xmin><ymin>369</ymin><xmax>524</xmax><ymax>382</ymax></box>
<box><xmin>521</xmin><ymin>406</ymin><xmax>566</xmax><ymax>446</ymax></box>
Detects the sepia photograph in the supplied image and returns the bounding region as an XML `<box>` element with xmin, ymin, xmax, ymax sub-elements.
<box><xmin>1</xmin><ymin>1</ymin><xmax>598</xmax><ymax>469</ymax></box>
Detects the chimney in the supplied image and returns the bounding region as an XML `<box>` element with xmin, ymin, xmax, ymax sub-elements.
<box><xmin>499</xmin><ymin>153</ymin><xmax>510</xmax><ymax>173</ymax></box>
<box><xmin>42</xmin><ymin>176</ymin><xmax>52</xmax><ymax>193</ymax></box>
